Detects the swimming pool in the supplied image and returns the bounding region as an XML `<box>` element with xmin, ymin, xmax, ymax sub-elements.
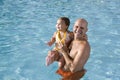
<box><xmin>0</xmin><ymin>0</ymin><xmax>120</xmax><ymax>80</ymax></box>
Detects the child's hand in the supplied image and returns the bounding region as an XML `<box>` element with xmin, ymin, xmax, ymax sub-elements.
<box><xmin>47</xmin><ymin>41</ymin><xmax>53</xmax><ymax>46</ymax></box>
<box><xmin>83</xmin><ymin>34</ymin><xmax>88</xmax><ymax>40</ymax></box>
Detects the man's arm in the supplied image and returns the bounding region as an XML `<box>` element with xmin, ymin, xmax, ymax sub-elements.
<box><xmin>60</xmin><ymin>42</ymin><xmax>87</xmax><ymax>72</ymax></box>
<box><xmin>70</xmin><ymin>42</ymin><xmax>87</xmax><ymax>72</ymax></box>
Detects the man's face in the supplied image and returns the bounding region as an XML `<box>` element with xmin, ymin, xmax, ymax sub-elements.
<box><xmin>73</xmin><ymin>20</ymin><xmax>88</xmax><ymax>37</ymax></box>
<box><xmin>56</xmin><ymin>19</ymin><xmax>67</xmax><ymax>31</ymax></box>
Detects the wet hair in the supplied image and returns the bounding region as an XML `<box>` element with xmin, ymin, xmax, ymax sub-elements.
<box><xmin>59</xmin><ymin>17</ymin><xmax>70</xmax><ymax>27</ymax></box>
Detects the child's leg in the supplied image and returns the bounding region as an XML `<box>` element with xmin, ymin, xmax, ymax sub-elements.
<box><xmin>46</xmin><ymin>50</ymin><xmax>60</xmax><ymax>66</ymax></box>
<box><xmin>58</xmin><ymin>56</ymin><xmax>65</xmax><ymax>68</ymax></box>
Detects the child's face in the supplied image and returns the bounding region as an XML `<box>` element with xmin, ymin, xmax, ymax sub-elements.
<box><xmin>56</xmin><ymin>19</ymin><xmax>67</xmax><ymax>31</ymax></box>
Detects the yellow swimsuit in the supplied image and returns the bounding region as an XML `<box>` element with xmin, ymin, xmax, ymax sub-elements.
<box><xmin>55</xmin><ymin>31</ymin><xmax>67</xmax><ymax>50</ymax></box>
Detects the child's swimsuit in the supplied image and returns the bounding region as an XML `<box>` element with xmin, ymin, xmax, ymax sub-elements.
<box><xmin>54</xmin><ymin>30</ymin><xmax>70</xmax><ymax>50</ymax></box>
<box><xmin>46</xmin><ymin>31</ymin><xmax>72</xmax><ymax>66</ymax></box>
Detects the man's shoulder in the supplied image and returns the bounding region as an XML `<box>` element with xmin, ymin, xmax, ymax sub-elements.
<box><xmin>78</xmin><ymin>40</ymin><xmax>88</xmax><ymax>47</ymax></box>
<box><xmin>79</xmin><ymin>40</ymin><xmax>90</xmax><ymax>49</ymax></box>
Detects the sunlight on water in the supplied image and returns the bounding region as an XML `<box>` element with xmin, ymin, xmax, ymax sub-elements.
<box><xmin>0</xmin><ymin>0</ymin><xmax>120</xmax><ymax>80</ymax></box>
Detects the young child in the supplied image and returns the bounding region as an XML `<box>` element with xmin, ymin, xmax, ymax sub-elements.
<box><xmin>46</xmin><ymin>17</ymin><xmax>74</xmax><ymax>68</ymax></box>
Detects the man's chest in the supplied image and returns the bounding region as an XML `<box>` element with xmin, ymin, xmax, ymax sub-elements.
<box><xmin>69</xmin><ymin>48</ymin><xmax>78</xmax><ymax>58</ymax></box>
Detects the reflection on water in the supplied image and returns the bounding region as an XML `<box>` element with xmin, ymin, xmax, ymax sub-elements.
<box><xmin>0</xmin><ymin>0</ymin><xmax>120</xmax><ymax>80</ymax></box>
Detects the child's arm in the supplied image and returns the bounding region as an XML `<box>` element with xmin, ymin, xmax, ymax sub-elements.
<box><xmin>47</xmin><ymin>32</ymin><xmax>56</xmax><ymax>46</ymax></box>
<box><xmin>68</xmin><ymin>31</ymin><xmax>74</xmax><ymax>51</ymax></box>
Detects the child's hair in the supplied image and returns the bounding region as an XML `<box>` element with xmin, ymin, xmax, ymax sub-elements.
<box><xmin>59</xmin><ymin>17</ymin><xmax>70</xmax><ymax>30</ymax></box>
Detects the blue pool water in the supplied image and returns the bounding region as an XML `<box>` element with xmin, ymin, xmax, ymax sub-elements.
<box><xmin>0</xmin><ymin>0</ymin><xmax>120</xmax><ymax>80</ymax></box>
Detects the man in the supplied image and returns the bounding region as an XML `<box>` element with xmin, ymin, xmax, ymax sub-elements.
<box><xmin>56</xmin><ymin>18</ymin><xmax>90</xmax><ymax>80</ymax></box>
